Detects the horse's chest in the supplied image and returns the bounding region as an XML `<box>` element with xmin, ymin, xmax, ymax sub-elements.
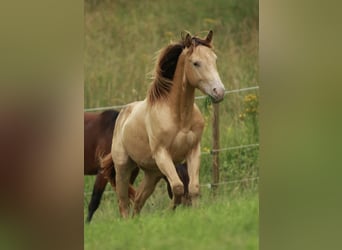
<box><xmin>170</xmin><ymin>130</ymin><xmax>197</xmax><ymax>159</ymax></box>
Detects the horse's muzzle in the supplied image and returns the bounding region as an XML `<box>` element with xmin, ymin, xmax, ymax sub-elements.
<box><xmin>210</xmin><ymin>86</ymin><xmax>225</xmax><ymax>103</ymax></box>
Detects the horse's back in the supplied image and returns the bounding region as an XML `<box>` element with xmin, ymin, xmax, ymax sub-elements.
<box><xmin>98</xmin><ymin>110</ymin><xmax>120</xmax><ymax>132</ymax></box>
<box><xmin>84</xmin><ymin>110</ymin><xmax>120</xmax><ymax>174</ymax></box>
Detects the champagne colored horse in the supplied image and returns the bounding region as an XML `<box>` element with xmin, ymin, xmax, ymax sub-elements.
<box><xmin>105</xmin><ymin>30</ymin><xmax>225</xmax><ymax>217</ymax></box>
<box><xmin>85</xmin><ymin>110</ymin><xmax>189</xmax><ymax>222</ymax></box>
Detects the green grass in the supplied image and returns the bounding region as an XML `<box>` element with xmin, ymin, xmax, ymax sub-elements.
<box><xmin>84</xmin><ymin>188</ymin><xmax>258</xmax><ymax>250</ymax></box>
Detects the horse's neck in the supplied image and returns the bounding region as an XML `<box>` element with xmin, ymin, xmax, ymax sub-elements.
<box><xmin>169</xmin><ymin>53</ymin><xmax>195</xmax><ymax>127</ymax></box>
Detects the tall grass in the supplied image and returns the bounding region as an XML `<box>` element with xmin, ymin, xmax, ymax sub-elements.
<box><xmin>84</xmin><ymin>0</ymin><xmax>258</xmax><ymax>105</ymax></box>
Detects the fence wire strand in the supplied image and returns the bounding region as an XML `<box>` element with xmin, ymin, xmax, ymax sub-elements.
<box><xmin>84</xmin><ymin>176</ymin><xmax>259</xmax><ymax>196</ymax></box>
<box><xmin>200</xmin><ymin>143</ymin><xmax>259</xmax><ymax>155</ymax></box>
<box><xmin>84</xmin><ymin>86</ymin><xmax>259</xmax><ymax>112</ymax></box>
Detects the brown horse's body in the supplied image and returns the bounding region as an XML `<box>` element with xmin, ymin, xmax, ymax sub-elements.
<box><xmin>84</xmin><ymin>110</ymin><xmax>139</xmax><ymax>222</ymax></box>
<box><xmin>105</xmin><ymin>31</ymin><xmax>225</xmax><ymax>217</ymax></box>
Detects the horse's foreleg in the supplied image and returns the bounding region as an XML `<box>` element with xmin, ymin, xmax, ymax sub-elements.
<box><xmin>154</xmin><ymin>148</ymin><xmax>184</xmax><ymax>208</ymax></box>
<box><xmin>186</xmin><ymin>143</ymin><xmax>201</xmax><ymax>207</ymax></box>
<box><xmin>133</xmin><ymin>171</ymin><xmax>161</xmax><ymax>216</ymax></box>
<box><xmin>86</xmin><ymin>172</ymin><xmax>107</xmax><ymax>223</ymax></box>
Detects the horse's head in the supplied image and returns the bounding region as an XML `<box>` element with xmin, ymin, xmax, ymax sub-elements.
<box><xmin>183</xmin><ymin>30</ymin><xmax>225</xmax><ymax>103</ymax></box>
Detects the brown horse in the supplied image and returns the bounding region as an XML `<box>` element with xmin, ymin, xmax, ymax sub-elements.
<box><xmin>84</xmin><ymin>110</ymin><xmax>139</xmax><ymax>223</ymax></box>
<box><xmin>104</xmin><ymin>30</ymin><xmax>225</xmax><ymax>217</ymax></box>
<box><xmin>84</xmin><ymin>110</ymin><xmax>189</xmax><ymax>222</ymax></box>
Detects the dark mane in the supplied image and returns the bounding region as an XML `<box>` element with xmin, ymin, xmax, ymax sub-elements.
<box><xmin>147</xmin><ymin>42</ymin><xmax>184</xmax><ymax>104</ymax></box>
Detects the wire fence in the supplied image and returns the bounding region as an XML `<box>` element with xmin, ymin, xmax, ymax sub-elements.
<box><xmin>84</xmin><ymin>86</ymin><xmax>259</xmax><ymax>112</ymax></box>
<box><xmin>83</xmin><ymin>143</ymin><xmax>259</xmax><ymax>197</ymax></box>
<box><xmin>201</xmin><ymin>143</ymin><xmax>259</xmax><ymax>155</ymax></box>
<box><xmin>84</xmin><ymin>176</ymin><xmax>259</xmax><ymax>196</ymax></box>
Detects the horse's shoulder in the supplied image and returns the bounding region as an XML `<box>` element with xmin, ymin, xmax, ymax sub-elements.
<box><xmin>117</xmin><ymin>101</ymin><xmax>148</xmax><ymax>136</ymax></box>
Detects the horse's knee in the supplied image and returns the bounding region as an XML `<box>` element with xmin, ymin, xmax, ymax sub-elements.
<box><xmin>172</xmin><ymin>183</ymin><xmax>184</xmax><ymax>197</ymax></box>
<box><xmin>189</xmin><ymin>184</ymin><xmax>200</xmax><ymax>197</ymax></box>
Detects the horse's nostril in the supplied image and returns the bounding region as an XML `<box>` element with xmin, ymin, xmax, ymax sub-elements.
<box><xmin>213</xmin><ymin>88</ymin><xmax>217</xmax><ymax>94</ymax></box>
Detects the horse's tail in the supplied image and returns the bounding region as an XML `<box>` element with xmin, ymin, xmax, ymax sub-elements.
<box><xmin>100</xmin><ymin>153</ymin><xmax>115</xmax><ymax>184</ymax></box>
<box><xmin>100</xmin><ymin>152</ymin><xmax>136</xmax><ymax>202</ymax></box>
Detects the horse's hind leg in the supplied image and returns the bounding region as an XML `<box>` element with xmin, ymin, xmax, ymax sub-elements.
<box><xmin>114</xmin><ymin>157</ymin><xmax>136</xmax><ymax>218</ymax></box>
<box><xmin>127</xmin><ymin>167</ymin><xmax>140</xmax><ymax>201</ymax></box>
<box><xmin>130</xmin><ymin>167</ymin><xmax>140</xmax><ymax>184</ymax></box>
<box><xmin>133</xmin><ymin>171</ymin><xmax>162</xmax><ymax>216</ymax></box>
<box><xmin>86</xmin><ymin>173</ymin><xmax>107</xmax><ymax>223</ymax></box>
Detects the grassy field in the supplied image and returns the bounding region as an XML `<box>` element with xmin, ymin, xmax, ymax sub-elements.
<box><xmin>85</xmin><ymin>0</ymin><xmax>259</xmax><ymax>249</ymax></box>
<box><xmin>84</xmin><ymin>187</ymin><xmax>258</xmax><ymax>250</ymax></box>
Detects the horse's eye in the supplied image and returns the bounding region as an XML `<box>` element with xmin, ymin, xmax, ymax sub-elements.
<box><xmin>193</xmin><ymin>61</ymin><xmax>200</xmax><ymax>67</ymax></box>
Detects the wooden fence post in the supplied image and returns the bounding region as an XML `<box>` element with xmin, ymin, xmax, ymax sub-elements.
<box><xmin>212</xmin><ymin>103</ymin><xmax>220</xmax><ymax>191</ymax></box>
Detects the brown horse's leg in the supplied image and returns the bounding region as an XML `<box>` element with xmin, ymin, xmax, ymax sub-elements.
<box><xmin>164</xmin><ymin>163</ymin><xmax>190</xmax><ymax>201</ymax></box>
<box><xmin>176</xmin><ymin>163</ymin><xmax>191</xmax><ymax>206</ymax></box>
<box><xmin>133</xmin><ymin>171</ymin><xmax>162</xmax><ymax>216</ymax></box>
<box><xmin>86</xmin><ymin>173</ymin><xmax>107</xmax><ymax>223</ymax></box>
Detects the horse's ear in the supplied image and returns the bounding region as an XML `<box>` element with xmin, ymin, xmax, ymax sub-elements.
<box><xmin>184</xmin><ymin>33</ymin><xmax>192</xmax><ymax>48</ymax></box>
<box><xmin>206</xmin><ymin>30</ymin><xmax>213</xmax><ymax>43</ymax></box>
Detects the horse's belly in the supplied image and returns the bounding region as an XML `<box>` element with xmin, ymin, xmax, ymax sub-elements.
<box><xmin>121</xmin><ymin>120</ymin><xmax>154</xmax><ymax>167</ymax></box>
<box><xmin>126</xmin><ymin>143</ymin><xmax>154</xmax><ymax>167</ymax></box>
